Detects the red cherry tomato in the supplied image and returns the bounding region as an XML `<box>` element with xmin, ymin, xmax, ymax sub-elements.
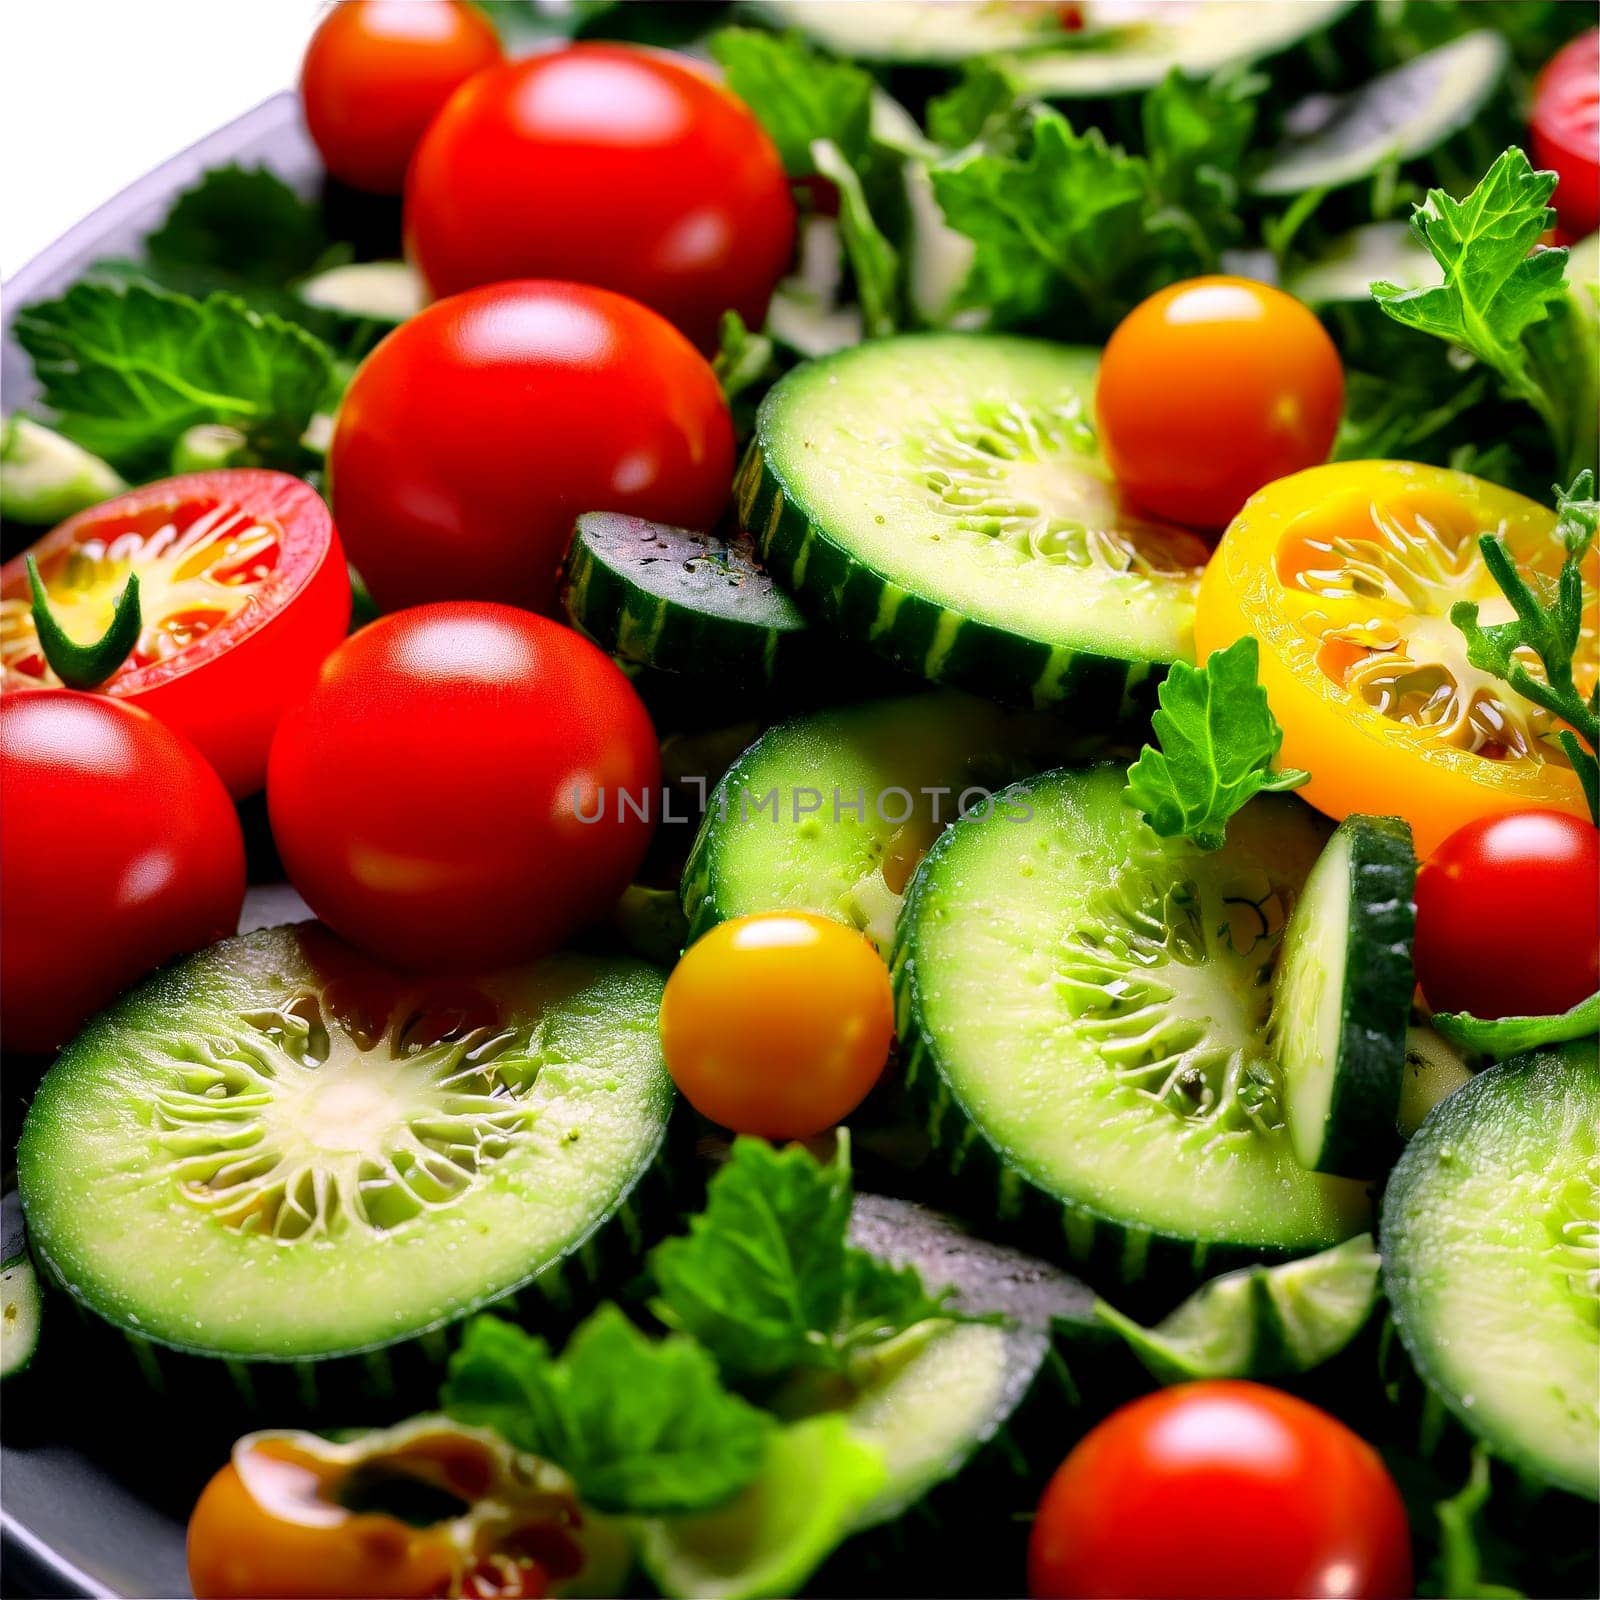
<box><xmin>1415</xmin><ymin>809</ymin><xmax>1600</xmax><ymax>1019</ymax></box>
<box><xmin>405</xmin><ymin>44</ymin><xmax>795</xmax><ymax>350</ymax></box>
<box><xmin>1028</xmin><ymin>1381</ymin><xmax>1412</xmax><ymax>1600</ymax></box>
<box><xmin>1096</xmin><ymin>276</ymin><xmax>1345</xmax><ymax>531</ymax></box>
<box><xmin>300</xmin><ymin>0</ymin><xmax>502</xmax><ymax>194</ymax></box>
<box><xmin>267</xmin><ymin>602</ymin><xmax>659</xmax><ymax>971</ymax></box>
<box><xmin>329</xmin><ymin>281</ymin><xmax>734</xmax><ymax>614</ymax></box>
<box><xmin>1</xmin><ymin>691</ymin><xmax>245</xmax><ymax>1055</ymax></box>
<box><xmin>1531</xmin><ymin>30</ymin><xmax>1600</xmax><ymax>240</ymax></box>
<box><xmin>1</xmin><ymin>472</ymin><xmax>350</xmax><ymax>797</ymax></box>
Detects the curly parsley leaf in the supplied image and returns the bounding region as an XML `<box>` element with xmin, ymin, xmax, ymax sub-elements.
<box><xmin>650</xmin><ymin>1137</ymin><xmax>953</xmax><ymax>1385</ymax></box>
<box><xmin>1372</xmin><ymin>148</ymin><xmax>1595</xmax><ymax>481</ymax></box>
<box><xmin>1449</xmin><ymin>471</ymin><xmax>1599</xmax><ymax>820</ymax></box>
<box><xmin>1125</xmin><ymin>636</ymin><xmax>1310</xmax><ymax>851</ymax></box>
<box><xmin>13</xmin><ymin>280</ymin><xmax>334</xmax><ymax>477</ymax></box>
<box><xmin>441</xmin><ymin>1307</ymin><xmax>771</xmax><ymax>1516</ymax></box>
<box><xmin>926</xmin><ymin>61</ymin><xmax>1029</xmax><ymax>153</ymax></box>
<box><xmin>709</xmin><ymin>27</ymin><xmax>873</xmax><ymax>179</ymax></box>
<box><xmin>1141</xmin><ymin>69</ymin><xmax>1264</xmax><ymax>259</ymax></box>
<box><xmin>712</xmin><ymin>310</ymin><xmax>776</xmax><ymax>404</ymax></box>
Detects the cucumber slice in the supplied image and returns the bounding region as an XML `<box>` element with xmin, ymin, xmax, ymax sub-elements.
<box><xmin>1398</xmin><ymin>1024</ymin><xmax>1472</xmax><ymax>1137</ymax></box>
<box><xmin>561</xmin><ymin>513</ymin><xmax>810</xmax><ymax>688</ymax></box>
<box><xmin>0</xmin><ymin>415</ymin><xmax>125</xmax><ymax>524</ymax></box>
<box><xmin>16</xmin><ymin>926</ymin><xmax>674</xmax><ymax>1366</ymax></box>
<box><xmin>682</xmin><ymin>691</ymin><xmax>1088</xmax><ymax>954</ymax></box>
<box><xmin>894</xmin><ymin>765</ymin><xmax>1370</xmax><ymax>1274</ymax></box>
<box><xmin>744</xmin><ymin>0</ymin><xmax>1083</xmax><ymax>62</ymax></box>
<box><xmin>638</xmin><ymin>1414</ymin><xmax>888</xmax><ymax>1600</ymax></box>
<box><xmin>1272</xmin><ymin>814</ymin><xmax>1416</xmax><ymax>1177</ymax></box>
<box><xmin>840</xmin><ymin>1194</ymin><xmax>1090</xmax><ymax>1525</ymax></box>
<box><xmin>740</xmin><ymin>335</ymin><xmax>1207</xmax><ymax>711</ymax></box>
<box><xmin>297</xmin><ymin>261</ymin><xmax>424</xmax><ymax>325</ymax></box>
<box><xmin>1254</xmin><ymin>31</ymin><xmax>1509</xmax><ymax>197</ymax></box>
<box><xmin>1092</xmin><ymin>1233</ymin><xmax>1380</xmax><ymax>1383</ymax></box>
<box><xmin>2</xmin><ymin>1192</ymin><xmax>41</xmax><ymax>1381</ymax></box>
<box><xmin>1381</xmin><ymin>1040</ymin><xmax>1599</xmax><ymax>1500</ymax></box>
<box><xmin>1287</xmin><ymin>222</ymin><xmax>1443</xmax><ymax>307</ymax></box>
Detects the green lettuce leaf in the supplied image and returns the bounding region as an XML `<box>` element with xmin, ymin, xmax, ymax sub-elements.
<box><xmin>441</xmin><ymin>1307</ymin><xmax>771</xmax><ymax>1516</ymax></box>
<box><xmin>1430</xmin><ymin>992</ymin><xmax>1599</xmax><ymax>1057</ymax></box>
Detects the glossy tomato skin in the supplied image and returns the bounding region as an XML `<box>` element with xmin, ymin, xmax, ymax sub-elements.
<box><xmin>1</xmin><ymin>691</ymin><xmax>245</xmax><ymax>1055</ymax></box>
<box><xmin>329</xmin><ymin>281</ymin><xmax>734</xmax><ymax>614</ymax></box>
<box><xmin>267</xmin><ymin>602</ymin><xmax>659</xmax><ymax>971</ymax></box>
<box><xmin>1</xmin><ymin>471</ymin><xmax>351</xmax><ymax>798</ymax></box>
<box><xmin>300</xmin><ymin>0</ymin><xmax>502</xmax><ymax>194</ymax></box>
<box><xmin>1028</xmin><ymin>1381</ymin><xmax>1412</xmax><ymax>1600</ymax></box>
<box><xmin>658</xmin><ymin>912</ymin><xmax>894</xmax><ymax>1139</ymax></box>
<box><xmin>1096</xmin><ymin>277</ymin><xmax>1344</xmax><ymax>531</ymax></box>
<box><xmin>405</xmin><ymin>45</ymin><xmax>795</xmax><ymax>350</ymax></box>
<box><xmin>1531</xmin><ymin>30</ymin><xmax>1599</xmax><ymax>239</ymax></box>
<box><xmin>1415</xmin><ymin>810</ymin><xmax>1600</xmax><ymax>1019</ymax></box>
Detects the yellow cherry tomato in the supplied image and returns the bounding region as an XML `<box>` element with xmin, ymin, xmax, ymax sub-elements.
<box><xmin>659</xmin><ymin>912</ymin><xmax>894</xmax><ymax>1139</ymax></box>
<box><xmin>1195</xmin><ymin>460</ymin><xmax>1597</xmax><ymax>857</ymax></box>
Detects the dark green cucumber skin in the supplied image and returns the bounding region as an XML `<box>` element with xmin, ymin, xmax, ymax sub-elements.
<box><xmin>1380</xmin><ymin>1044</ymin><xmax>1600</xmax><ymax>1500</ymax></box>
<box><xmin>734</xmin><ymin>442</ymin><xmax>1160</xmax><ymax>723</ymax></box>
<box><xmin>561</xmin><ymin>513</ymin><xmax>811</xmax><ymax>688</ymax></box>
<box><xmin>1307</xmin><ymin>814</ymin><xmax>1417</xmax><ymax>1176</ymax></box>
<box><xmin>24</xmin><ymin>1112</ymin><xmax>693</xmax><ymax>1424</ymax></box>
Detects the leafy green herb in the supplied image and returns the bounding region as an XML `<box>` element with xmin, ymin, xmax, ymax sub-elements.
<box><xmin>1141</xmin><ymin>69</ymin><xmax>1264</xmax><ymax>260</ymax></box>
<box><xmin>1372</xmin><ymin>148</ymin><xmax>1595</xmax><ymax>481</ymax></box>
<box><xmin>1430</xmin><ymin>1447</ymin><xmax>1525</xmax><ymax>1600</ymax></box>
<box><xmin>812</xmin><ymin>140</ymin><xmax>901</xmax><ymax>340</ymax></box>
<box><xmin>1450</xmin><ymin>471</ymin><xmax>1599</xmax><ymax>820</ymax></box>
<box><xmin>650</xmin><ymin>1138</ymin><xmax>953</xmax><ymax>1385</ymax></box>
<box><xmin>24</xmin><ymin>554</ymin><xmax>140</xmax><ymax>690</ymax></box>
<box><xmin>709</xmin><ymin>28</ymin><xmax>873</xmax><ymax>179</ymax></box>
<box><xmin>926</xmin><ymin>62</ymin><xmax>1028</xmax><ymax>153</ymax></box>
<box><xmin>441</xmin><ymin>1306</ymin><xmax>770</xmax><ymax>1516</ymax></box>
<box><xmin>1431</xmin><ymin>992</ymin><xmax>1599</xmax><ymax>1057</ymax></box>
<box><xmin>146</xmin><ymin>165</ymin><xmax>339</xmax><ymax>291</ymax></box>
<box><xmin>13</xmin><ymin>280</ymin><xmax>335</xmax><ymax>478</ymax></box>
<box><xmin>1125</xmin><ymin>636</ymin><xmax>1310</xmax><ymax>851</ymax></box>
<box><xmin>711</xmin><ymin>311</ymin><xmax>776</xmax><ymax>405</ymax></box>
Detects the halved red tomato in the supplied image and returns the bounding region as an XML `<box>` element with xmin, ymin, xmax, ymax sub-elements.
<box><xmin>1</xmin><ymin>470</ymin><xmax>349</xmax><ymax>796</ymax></box>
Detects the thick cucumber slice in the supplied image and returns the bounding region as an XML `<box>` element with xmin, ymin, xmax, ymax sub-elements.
<box><xmin>16</xmin><ymin>926</ymin><xmax>673</xmax><ymax>1364</ymax></box>
<box><xmin>840</xmin><ymin>1194</ymin><xmax>1090</xmax><ymax>1525</ymax></box>
<box><xmin>740</xmin><ymin>336</ymin><xmax>1207</xmax><ymax>711</ymax></box>
<box><xmin>1287</xmin><ymin>222</ymin><xmax>1442</xmax><ymax>307</ymax></box>
<box><xmin>1092</xmin><ymin>1233</ymin><xmax>1380</xmax><ymax>1383</ymax></box>
<box><xmin>1381</xmin><ymin>1040</ymin><xmax>1599</xmax><ymax>1499</ymax></box>
<box><xmin>744</xmin><ymin>0</ymin><xmax>1086</xmax><ymax>61</ymax></box>
<box><xmin>2</xmin><ymin>1192</ymin><xmax>41</xmax><ymax>1381</ymax></box>
<box><xmin>682</xmin><ymin>691</ymin><xmax>1088</xmax><ymax>954</ymax></box>
<box><xmin>1010</xmin><ymin>1</ymin><xmax>1354</xmax><ymax>95</ymax></box>
<box><xmin>638</xmin><ymin>1414</ymin><xmax>887</xmax><ymax>1600</ymax></box>
<box><xmin>1255</xmin><ymin>31</ymin><xmax>1508</xmax><ymax>197</ymax></box>
<box><xmin>561</xmin><ymin>513</ymin><xmax>810</xmax><ymax>688</ymax></box>
<box><xmin>297</xmin><ymin>261</ymin><xmax>423</xmax><ymax>325</ymax></box>
<box><xmin>1398</xmin><ymin>1024</ymin><xmax>1472</xmax><ymax>1137</ymax></box>
<box><xmin>894</xmin><ymin>765</ymin><xmax>1370</xmax><ymax>1274</ymax></box>
<box><xmin>1272</xmin><ymin>815</ymin><xmax>1416</xmax><ymax>1177</ymax></box>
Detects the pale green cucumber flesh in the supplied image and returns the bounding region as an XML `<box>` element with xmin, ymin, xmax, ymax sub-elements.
<box><xmin>638</xmin><ymin>1415</ymin><xmax>888</xmax><ymax>1600</ymax></box>
<box><xmin>682</xmin><ymin>691</ymin><xmax>1097</xmax><ymax>955</ymax></box>
<box><xmin>297</xmin><ymin>261</ymin><xmax>423</xmax><ymax>324</ymax></box>
<box><xmin>745</xmin><ymin>0</ymin><xmax>1086</xmax><ymax>61</ymax></box>
<box><xmin>2</xmin><ymin>1255</ymin><xmax>42</xmax><ymax>1379</ymax></box>
<box><xmin>1287</xmin><ymin>222</ymin><xmax>1443</xmax><ymax>307</ymax></box>
<box><xmin>1381</xmin><ymin>1040</ymin><xmax>1599</xmax><ymax>1500</ymax></box>
<box><xmin>1398</xmin><ymin>1024</ymin><xmax>1473</xmax><ymax>1136</ymax></box>
<box><xmin>895</xmin><ymin>765</ymin><xmax>1370</xmax><ymax>1258</ymax></box>
<box><xmin>1274</xmin><ymin>814</ymin><xmax>1416</xmax><ymax>1176</ymax></box>
<box><xmin>1255</xmin><ymin>30</ymin><xmax>1508</xmax><ymax>196</ymax></box>
<box><xmin>16</xmin><ymin>926</ymin><xmax>673</xmax><ymax>1362</ymax></box>
<box><xmin>561</xmin><ymin>512</ymin><xmax>808</xmax><ymax>684</ymax></box>
<box><xmin>743</xmin><ymin>335</ymin><xmax>1206</xmax><ymax>709</ymax></box>
<box><xmin>1093</xmin><ymin>1233</ymin><xmax>1380</xmax><ymax>1382</ymax></box>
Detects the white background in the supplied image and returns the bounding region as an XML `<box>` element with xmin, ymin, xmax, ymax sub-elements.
<box><xmin>0</xmin><ymin>0</ymin><xmax>326</xmax><ymax>279</ymax></box>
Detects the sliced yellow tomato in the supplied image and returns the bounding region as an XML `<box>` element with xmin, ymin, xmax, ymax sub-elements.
<box><xmin>1195</xmin><ymin>460</ymin><xmax>1596</xmax><ymax>857</ymax></box>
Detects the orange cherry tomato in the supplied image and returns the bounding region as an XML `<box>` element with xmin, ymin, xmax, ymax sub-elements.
<box><xmin>1096</xmin><ymin>276</ymin><xmax>1344</xmax><ymax>531</ymax></box>
<box><xmin>187</xmin><ymin>1419</ymin><xmax>580</xmax><ymax>1600</ymax></box>
<box><xmin>300</xmin><ymin>0</ymin><xmax>503</xmax><ymax>194</ymax></box>
<box><xmin>659</xmin><ymin>912</ymin><xmax>894</xmax><ymax>1139</ymax></box>
<box><xmin>1195</xmin><ymin>459</ymin><xmax>1596</xmax><ymax>857</ymax></box>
